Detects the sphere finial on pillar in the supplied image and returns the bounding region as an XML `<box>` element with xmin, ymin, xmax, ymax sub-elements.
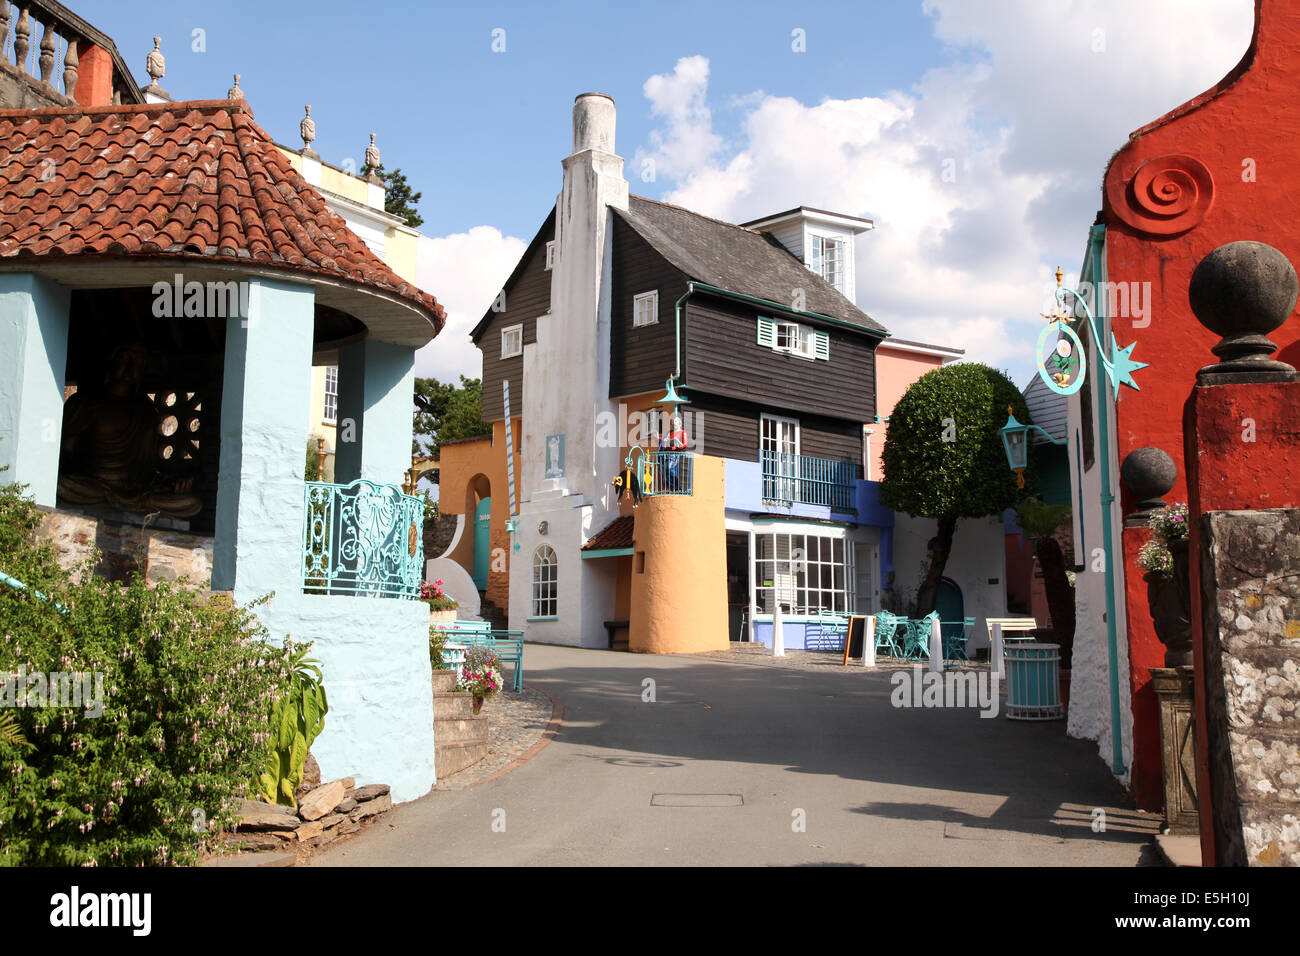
<box><xmin>1121</xmin><ymin>447</ymin><xmax>1177</xmax><ymax>521</ymax></box>
<box><xmin>1188</xmin><ymin>240</ymin><xmax>1299</xmax><ymax>384</ymax></box>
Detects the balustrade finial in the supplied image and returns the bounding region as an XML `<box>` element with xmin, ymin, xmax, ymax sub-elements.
<box><xmin>300</xmin><ymin>105</ymin><xmax>317</xmax><ymax>156</ymax></box>
<box><xmin>145</xmin><ymin>36</ymin><xmax>165</xmax><ymax>84</ymax></box>
<box><xmin>227</xmin><ymin>73</ymin><xmax>243</xmax><ymax>101</ymax></box>
<box><xmin>1120</xmin><ymin>447</ymin><xmax>1177</xmax><ymax>522</ymax></box>
<box><xmin>365</xmin><ymin>132</ymin><xmax>380</xmax><ymax>170</ymax></box>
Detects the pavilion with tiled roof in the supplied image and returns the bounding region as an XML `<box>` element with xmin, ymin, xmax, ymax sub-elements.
<box><xmin>0</xmin><ymin>96</ymin><xmax>444</xmax><ymax>799</ymax></box>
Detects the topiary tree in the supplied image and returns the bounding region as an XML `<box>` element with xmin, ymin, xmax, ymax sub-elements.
<box><xmin>879</xmin><ymin>363</ymin><xmax>1035</xmax><ymax>614</ymax></box>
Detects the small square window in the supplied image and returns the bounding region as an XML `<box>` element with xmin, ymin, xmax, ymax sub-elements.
<box><xmin>501</xmin><ymin>324</ymin><xmax>523</xmax><ymax>359</ymax></box>
<box><xmin>633</xmin><ymin>290</ymin><xmax>659</xmax><ymax>327</ymax></box>
<box><xmin>545</xmin><ymin>241</ymin><xmax>556</xmax><ymax>271</ymax></box>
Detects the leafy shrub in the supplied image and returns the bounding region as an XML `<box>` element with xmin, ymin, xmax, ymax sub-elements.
<box><xmin>252</xmin><ymin>642</ymin><xmax>327</xmax><ymax>807</ymax></box>
<box><xmin>0</xmin><ymin>479</ymin><xmax>291</xmax><ymax>866</ymax></box>
<box><xmin>420</xmin><ymin>578</ymin><xmax>458</xmax><ymax>612</ymax></box>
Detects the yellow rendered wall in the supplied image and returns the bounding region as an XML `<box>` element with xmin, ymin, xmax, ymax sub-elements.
<box><xmin>382</xmin><ymin>227</ymin><xmax>419</xmax><ymax>284</ymax></box>
<box><xmin>434</xmin><ymin>420</ymin><xmax>518</xmax><ymax>609</ymax></box>
<box><xmin>627</xmin><ymin>454</ymin><xmax>728</xmax><ymax>654</ymax></box>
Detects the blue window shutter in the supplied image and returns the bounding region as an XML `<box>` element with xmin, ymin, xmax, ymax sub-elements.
<box><xmin>756</xmin><ymin>316</ymin><xmax>776</xmax><ymax>348</ymax></box>
<box><xmin>813</xmin><ymin>329</ymin><xmax>830</xmax><ymax>360</ymax></box>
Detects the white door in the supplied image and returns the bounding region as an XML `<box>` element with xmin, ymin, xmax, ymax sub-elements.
<box><xmin>853</xmin><ymin>543</ymin><xmax>879</xmax><ymax>614</ymax></box>
<box><xmin>761</xmin><ymin>414</ymin><xmax>799</xmax><ymax>503</ymax></box>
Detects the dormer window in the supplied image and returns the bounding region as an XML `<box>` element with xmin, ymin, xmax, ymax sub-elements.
<box><xmin>809</xmin><ymin>235</ymin><xmax>846</xmax><ymax>294</ymax></box>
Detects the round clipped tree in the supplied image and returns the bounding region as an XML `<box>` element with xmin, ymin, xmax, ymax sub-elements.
<box><xmin>879</xmin><ymin>363</ymin><xmax>1034</xmax><ymax>614</ymax></box>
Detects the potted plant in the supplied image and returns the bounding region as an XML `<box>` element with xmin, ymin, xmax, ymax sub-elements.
<box><xmin>420</xmin><ymin>578</ymin><xmax>459</xmax><ymax>625</ymax></box>
<box><xmin>1136</xmin><ymin>502</ymin><xmax>1193</xmax><ymax>668</ymax></box>
<box><xmin>457</xmin><ymin>644</ymin><xmax>504</xmax><ymax>715</ymax></box>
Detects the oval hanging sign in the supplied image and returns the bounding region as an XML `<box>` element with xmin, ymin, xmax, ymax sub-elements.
<box><xmin>1035</xmin><ymin>321</ymin><xmax>1086</xmax><ymax>395</ymax></box>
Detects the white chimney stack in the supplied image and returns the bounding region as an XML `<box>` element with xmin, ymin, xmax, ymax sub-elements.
<box><xmin>572</xmin><ymin>92</ymin><xmax>617</xmax><ymax>154</ymax></box>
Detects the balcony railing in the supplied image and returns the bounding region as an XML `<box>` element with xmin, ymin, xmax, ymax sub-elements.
<box><xmin>760</xmin><ymin>450</ymin><xmax>858</xmax><ymax>514</ymax></box>
<box><xmin>302</xmin><ymin>479</ymin><xmax>425</xmax><ymax>599</ymax></box>
<box><xmin>641</xmin><ymin>451</ymin><xmax>693</xmax><ymax>497</ymax></box>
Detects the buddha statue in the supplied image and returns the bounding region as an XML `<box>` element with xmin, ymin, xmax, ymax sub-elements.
<box><xmin>57</xmin><ymin>343</ymin><xmax>203</xmax><ymax>519</ymax></box>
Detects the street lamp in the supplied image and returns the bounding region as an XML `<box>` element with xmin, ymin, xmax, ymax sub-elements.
<box><xmin>999</xmin><ymin>405</ymin><xmax>1065</xmax><ymax>488</ymax></box>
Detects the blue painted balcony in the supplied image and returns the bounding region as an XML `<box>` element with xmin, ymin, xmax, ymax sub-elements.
<box><xmin>302</xmin><ymin>479</ymin><xmax>425</xmax><ymax>598</ymax></box>
<box><xmin>642</xmin><ymin>451</ymin><xmax>694</xmax><ymax>497</ymax></box>
<box><xmin>759</xmin><ymin>450</ymin><xmax>857</xmax><ymax>515</ymax></box>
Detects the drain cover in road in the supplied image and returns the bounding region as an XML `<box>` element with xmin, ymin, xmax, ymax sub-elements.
<box><xmin>651</xmin><ymin>793</ymin><xmax>744</xmax><ymax>807</ymax></box>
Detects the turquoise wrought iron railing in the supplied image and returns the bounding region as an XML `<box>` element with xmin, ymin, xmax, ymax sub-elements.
<box><xmin>759</xmin><ymin>450</ymin><xmax>858</xmax><ymax>514</ymax></box>
<box><xmin>641</xmin><ymin>451</ymin><xmax>694</xmax><ymax>497</ymax></box>
<box><xmin>302</xmin><ymin>479</ymin><xmax>425</xmax><ymax>599</ymax></box>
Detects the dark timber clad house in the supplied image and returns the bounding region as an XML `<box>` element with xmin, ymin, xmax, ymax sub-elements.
<box><xmin>441</xmin><ymin>92</ymin><xmax>901</xmax><ymax>652</ymax></box>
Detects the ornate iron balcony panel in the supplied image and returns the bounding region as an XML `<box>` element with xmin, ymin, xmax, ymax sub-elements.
<box><xmin>302</xmin><ymin>479</ymin><xmax>425</xmax><ymax>598</ymax></box>
<box><xmin>641</xmin><ymin>451</ymin><xmax>693</xmax><ymax>497</ymax></box>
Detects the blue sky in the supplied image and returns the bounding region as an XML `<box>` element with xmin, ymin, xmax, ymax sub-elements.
<box><xmin>80</xmin><ymin>1</ymin><xmax>1257</xmax><ymax>388</ymax></box>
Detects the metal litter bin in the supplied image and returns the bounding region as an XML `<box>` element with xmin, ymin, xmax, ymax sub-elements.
<box><xmin>1004</xmin><ymin>642</ymin><xmax>1064</xmax><ymax>720</ymax></box>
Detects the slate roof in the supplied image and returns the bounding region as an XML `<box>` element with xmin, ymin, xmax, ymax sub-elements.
<box><xmin>582</xmin><ymin>514</ymin><xmax>635</xmax><ymax>552</ymax></box>
<box><xmin>617</xmin><ymin>195</ymin><xmax>887</xmax><ymax>334</ymax></box>
<box><xmin>0</xmin><ymin>99</ymin><xmax>445</xmax><ymax>330</ymax></box>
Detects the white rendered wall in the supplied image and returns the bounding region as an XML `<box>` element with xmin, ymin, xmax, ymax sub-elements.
<box><xmin>890</xmin><ymin>512</ymin><xmax>1007</xmax><ymax>652</ymax></box>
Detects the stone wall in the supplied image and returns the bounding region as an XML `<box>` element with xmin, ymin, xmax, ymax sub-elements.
<box><xmin>1198</xmin><ymin>509</ymin><xmax>1300</xmax><ymax>865</ymax></box>
<box><xmin>36</xmin><ymin>507</ymin><xmax>214</xmax><ymax>587</ymax></box>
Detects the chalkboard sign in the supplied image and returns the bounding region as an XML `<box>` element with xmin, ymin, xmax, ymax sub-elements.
<box><xmin>842</xmin><ymin>615</ymin><xmax>869</xmax><ymax>665</ymax></box>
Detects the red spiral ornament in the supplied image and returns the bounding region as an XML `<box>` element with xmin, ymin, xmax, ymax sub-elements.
<box><xmin>1106</xmin><ymin>153</ymin><xmax>1214</xmax><ymax>237</ymax></box>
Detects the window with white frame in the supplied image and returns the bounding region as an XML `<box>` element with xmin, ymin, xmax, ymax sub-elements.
<box><xmin>809</xmin><ymin>234</ymin><xmax>846</xmax><ymax>294</ymax></box>
<box><xmin>760</xmin><ymin>413</ymin><xmax>799</xmax><ymax>503</ymax></box>
<box><xmin>757</xmin><ymin>317</ymin><xmax>829</xmax><ymax>360</ymax></box>
<box><xmin>754</xmin><ymin>532</ymin><xmax>850</xmax><ymax>614</ymax></box>
<box><xmin>633</xmin><ymin>290</ymin><xmax>659</xmax><ymax>327</ymax></box>
<box><xmin>545</xmin><ymin>241</ymin><xmax>556</xmax><ymax>270</ymax></box>
<box><xmin>323</xmin><ymin>366</ymin><xmax>338</xmax><ymax>424</ymax></box>
<box><xmin>532</xmin><ymin>545</ymin><xmax>557</xmax><ymax>617</ymax></box>
<box><xmin>501</xmin><ymin>324</ymin><xmax>523</xmax><ymax>359</ymax></box>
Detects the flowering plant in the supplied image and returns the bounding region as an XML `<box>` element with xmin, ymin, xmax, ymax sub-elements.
<box><xmin>420</xmin><ymin>578</ymin><xmax>458</xmax><ymax>611</ymax></box>
<box><xmin>456</xmin><ymin>645</ymin><xmax>503</xmax><ymax>698</ymax></box>
<box><xmin>1136</xmin><ymin>502</ymin><xmax>1188</xmax><ymax>577</ymax></box>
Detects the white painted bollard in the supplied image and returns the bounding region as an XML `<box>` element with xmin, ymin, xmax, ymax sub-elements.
<box><xmin>773</xmin><ymin>604</ymin><xmax>786</xmax><ymax>657</ymax></box>
<box><xmin>929</xmin><ymin>616</ymin><xmax>944</xmax><ymax>673</ymax></box>
<box><xmin>863</xmin><ymin>616</ymin><xmax>876</xmax><ymax>667</ymax></box>
<box><xmin>991</xmin><ymin>623</ymin><xmax>1004</xmax><ymax>680</ymax></box>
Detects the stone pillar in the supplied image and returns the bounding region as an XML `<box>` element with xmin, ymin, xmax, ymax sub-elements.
<box><xmin>334</xmin><ymin>339</ymin><xmax>415</xmax><ymax>486</ymax></box>
<box><xmin>1184</xmin><ymin>241</ymin><xmax>1300</xmax><ymax>866</ymax></box>
<box><xmin>213</xmin><ymin>279</ymin><xmax>315</xmax><ymax>599</ymax></box>
<box><xmin>0</xmin><ymin>273</ymin><xmax>70</xmax><ymax>507</ymax></box>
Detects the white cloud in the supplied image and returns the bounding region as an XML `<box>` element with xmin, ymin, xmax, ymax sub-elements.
<box><xmin>413</xmin><ymin>226</ymin><xmax>526</xmax><ymax>383</ymax></box>
<box><xmin>637</xmin><ymin>0</ymin><xmax>1255</xmax><ymax>385</ymax></box>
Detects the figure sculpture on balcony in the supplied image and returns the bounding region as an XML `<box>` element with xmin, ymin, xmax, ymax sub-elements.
<box><xmin>57</xmin><ymin>343</ymin><xmax>202</xmax><ymax>519</ymax></box>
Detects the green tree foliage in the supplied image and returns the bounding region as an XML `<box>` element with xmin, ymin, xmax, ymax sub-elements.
<box><xmin>880</xmin><ymin>363</ymin><xmax>1035</xmax><ymax>614</ymax></box>
<box><xmin>360</xmin><ymin>162</ymin><xmax>423</xmax><ymax>228</ymax></box>
<box><xmin>305</xmin><ymin>437</ymin><xmax>322</xmax><ymax>482</ymax></box>
<box><xmin>413</xmin><ymin>375</ymin><xmax>491</xmax><ymax>469</ymax></box>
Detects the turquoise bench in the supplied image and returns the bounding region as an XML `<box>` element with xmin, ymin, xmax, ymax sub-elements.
<box><xmin>445</xmin><ymin>620</ymin><xmax>525</xmax><ymax>692</ymax></box>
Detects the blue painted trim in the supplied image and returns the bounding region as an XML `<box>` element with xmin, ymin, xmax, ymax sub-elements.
<box><xmin>526</xmin><ymin>616</ymin><xmax>558</xmax><ymax>622</ymax></box>
<box><xmin>581</xmin><ymin>547</ymin><xmax>634</xmax><ymax>559</ymax></box>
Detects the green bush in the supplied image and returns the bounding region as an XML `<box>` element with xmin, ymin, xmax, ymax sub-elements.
<box><xmin>0</xmin><ymin>480</ymin><xmax>292</xmax><ymax>866</ymax></box>
<box><xmin>429</xmin><ymin>625</ymin><xmax>449</xmax><ymax>671</ymax></box>
<box><xmin>252</xmin><ymin>643</ymin><xmax>327</xmax><ymax>807</ymax></box>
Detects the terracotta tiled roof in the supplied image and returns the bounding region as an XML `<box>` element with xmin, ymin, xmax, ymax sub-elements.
<box><xmin>0</xmin><ymin>99</ymin><xmax>444</xmax><ymax>330</ymax></box>
<box><xmin>582</xmin><ymin>515</ymin><xmax>634</xmax><ymax>552</ymax></box>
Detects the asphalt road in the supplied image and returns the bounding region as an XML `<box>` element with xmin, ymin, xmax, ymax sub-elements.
<box><xmin>313</xmin><ymin>644</ymin><xmax>1160</xmax><ymax>866</ymax></box>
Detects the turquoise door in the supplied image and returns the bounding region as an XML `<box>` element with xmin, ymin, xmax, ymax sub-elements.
<box><xmin>472</xmin><ymin>497</ymin><xmax>491</xmax><ymax>589</ymax></box>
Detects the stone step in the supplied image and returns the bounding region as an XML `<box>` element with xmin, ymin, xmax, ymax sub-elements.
<box><xmin>434</xmin><ymin>713</ymin><xmax>489</xmax><ymax>745</ymax></box>
<box><xmin>436</xmin><ymin>740</ymin><xmax>490</xmax><ymax>779</ymax></box>
<box><xmin>433</xmin><ymin>691</ymin><xmax>475</xmax><ymax>720</ymax></box>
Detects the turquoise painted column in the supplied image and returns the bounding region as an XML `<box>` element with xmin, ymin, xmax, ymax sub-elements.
<box><xmin>0</xmin><ymin>273</ymin><xmax>71</xmax><ymax>506</ymax></box>
<box><xmin>333</xmin><ymin>339</ymin><xmax>415</xmax><ymax>485</ymax></box>
<box><xmin>212</xmin><ymin>279</ymin><xmax>314</xmax><ymax>599</ymax></box>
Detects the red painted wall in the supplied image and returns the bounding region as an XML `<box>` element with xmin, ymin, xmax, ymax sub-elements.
<box><xmin>1099</xmin><ymin>0</ymin><xmax>1300</xmax><ymax>809</ymax></box>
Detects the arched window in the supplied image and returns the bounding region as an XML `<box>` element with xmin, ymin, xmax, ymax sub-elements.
<box><xmin>532</xmin><ymin>545</ymin><xmax>557</xmax><ymax>618</ymax></box>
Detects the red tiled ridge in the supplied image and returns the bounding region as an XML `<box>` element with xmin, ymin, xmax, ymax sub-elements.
<box><xmin>582</xmin><ymin>514</ymin><xmax>634</xmax><ymax>551</ymax></box>
<box><xmin>0</xmin><ymin>99</ymin><xmax>444</xmax><ymax>330</ymax></box>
